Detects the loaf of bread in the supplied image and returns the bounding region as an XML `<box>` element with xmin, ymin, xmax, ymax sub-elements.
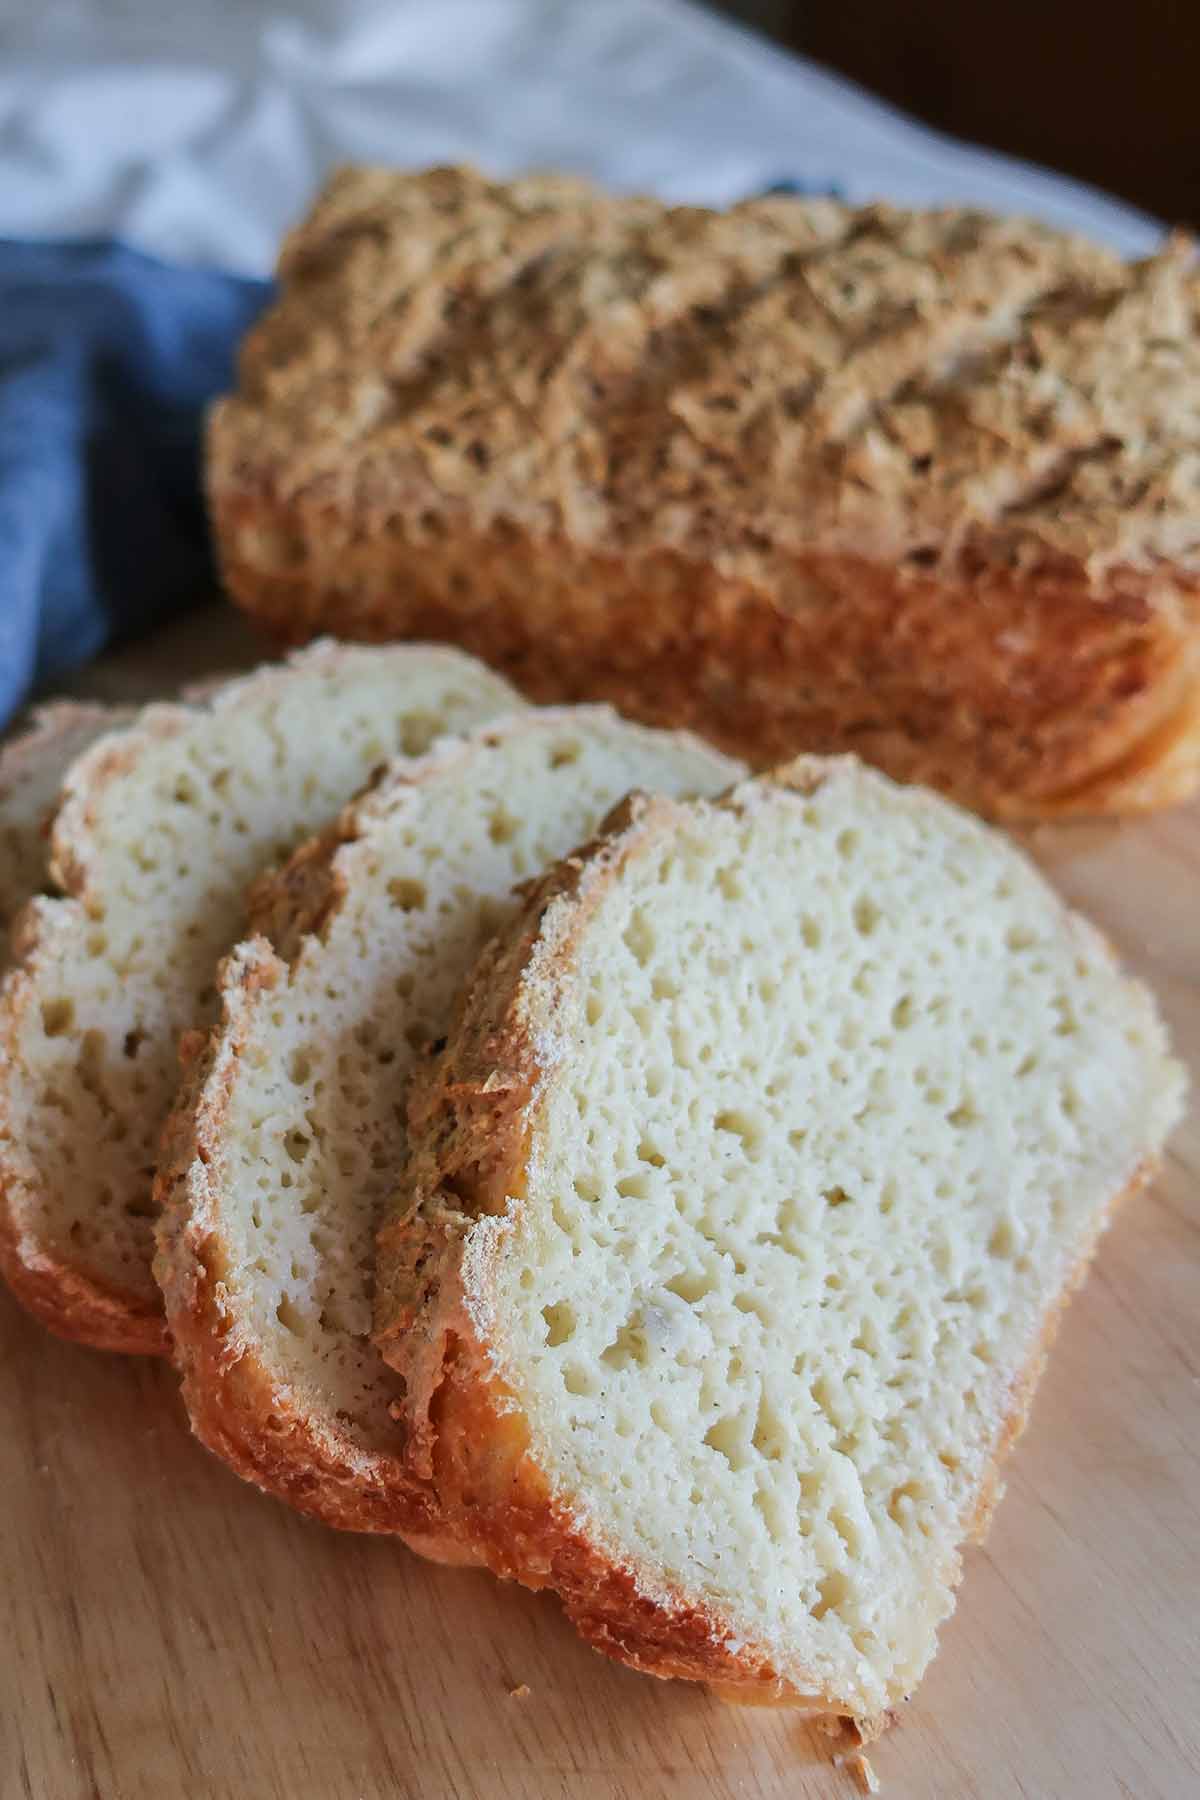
<box><xmin>153</xmin><ymin>708</ymin><xmax>739</xmax><ymax>1537</ymax></box>
<box><xmin>0</xmin><ymin>643</ymin><xmax>519</xmax><ymax>1354</ymax></box>
<box><xmin>210</xmin><ymin>164</ymin><xmax>1200</xmax><ymax>820</ymax></box>
<box><xmin>0</xmin><ymin>703</ymin><xmax>130</xmax><ymax>938</ymax></box>
<box><xmin>375</xmin><ymin>756</ymin><xmax>1184</xmax><ymax>1726</ymax></box>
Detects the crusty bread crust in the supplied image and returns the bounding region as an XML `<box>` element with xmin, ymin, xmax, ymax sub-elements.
<box><xmin>210</xmin><ymin>164</ymin><xmax>1200</xmax><ymax>820</ymax></box>
<box><xmin>213</xmin><ymin>507</ymin><xmax>1200</xmax><ymax>821</ymax></box>
<box><xmin>0</xmin><ymin>1116</ymin><xmax>165</xmax><ymax>1355</ymax></box>
<box><xmin>375</xmin><ymin>762</ymin><xmax>1170</xmax><ymax>1721</ymax></box>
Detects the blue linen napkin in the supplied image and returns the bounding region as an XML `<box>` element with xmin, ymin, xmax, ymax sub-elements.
<box><xmin>0</xmin><ymin>191</ymin><xmax>862</xmax><ymax>729</ymax></box>
<box><xmin>0</xmin><ymin>240</ymin><xmax>270</xmax><ymax>728</ymax></box>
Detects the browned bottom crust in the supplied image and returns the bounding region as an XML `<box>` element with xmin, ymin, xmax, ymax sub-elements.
<box><xmin>0</xmin><ymin>1215</ymin><xmax>167</xmax><ymax>1355</ymax></box>
<box><xmin>153</xmin><ymin>946</ymin><xmax>483</xmax><ymax>1547</ymax></box>
<box><xmin>213</xmin><ymin>490</ymin><xmax>1200</xmax><ymax>821</ymax></box>
<box><xmin>158</xmin><ymin>1241</ymin><xmax>473</xmax><ymax>1550</ymax></box>
<box><xmin>376</xmin><ymin>1154</ymin><xmax>1155</xmax><ymax>1726</ymax></box>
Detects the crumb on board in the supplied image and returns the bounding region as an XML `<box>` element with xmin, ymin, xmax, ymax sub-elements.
<box><xmin>508</xmin><ymin>1683</ymin><xmax>532</xmax><ymax>1701</ymax></box>
<box><xmin>834</xmin><ymin>1750</ymin><xmax>881</xmax><ymax>1793</ymax></box>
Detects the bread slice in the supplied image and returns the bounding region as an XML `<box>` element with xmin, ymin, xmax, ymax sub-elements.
<box><xmin>1</xmin><ymin>702</ymin><xmax>136</xmax><ymax>1331</ymax></box>
<box><xmin>0</xmin><ymin>703</ymin><xmax>131</xmax><ymax>938</ymax></box>
<box><xmin>210</xmin><ymin>163</ymin><xmax>1200</xmax><ymax>820</ymax></box>
<box><xmin>375</xmin><ymin>755</ymin><xmax>1184</xmax><ymax>1724</ymax></box>
<box><xmin>0</xmin><ymin>643</ymin><xmax>520</xmax><ymax>1355</ymax></box>
<box><xmin>153</xmin><ymin>709</ymin><xmax>741</xmax><ymax>1538</ymax></box>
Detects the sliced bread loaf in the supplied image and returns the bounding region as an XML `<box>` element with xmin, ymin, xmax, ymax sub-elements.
<box><xmin>0</xmin><ymin>704</ymin><xmax>131</xmax><ymax>937</ymax></box>
<box><xmin>375</xmin><ymin>756</ymin><xmax>1184</xmax><ymax>1725</ymax></box>
<box><xmin>0</xmin><ymin>643</ymin><xmax>520</xmax><ymax>1355</ymax></box>
<box><xmin>153</xmin><ymin>709</ymin><xmax>741</xmax><ymax>1537</ymax></box>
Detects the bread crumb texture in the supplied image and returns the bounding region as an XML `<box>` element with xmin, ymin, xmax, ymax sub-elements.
<box><xmin>0</xmin><ymin>643</ymin><xmax>519</xmax><ymax>1349</ymax></box>
<box><xmin>154</xmin><ymin>708</ymin><xmax>738</xmax><ymax>1522</ymax></box>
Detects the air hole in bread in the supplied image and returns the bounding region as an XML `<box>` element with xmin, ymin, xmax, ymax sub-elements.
<box><xmin>41</xmin><ymin>998</ymin><xmax>75</xmax><ymax>1038</ymax></box>
<box><xmin>542</xmin><ymin>1302</ymin><xmax>577</xmax><ymax>1347</ymax></box>
<box><xmin>388</xmin><ymin>877</ymin><xmax>427</xmax><ymax>912</ymax></box>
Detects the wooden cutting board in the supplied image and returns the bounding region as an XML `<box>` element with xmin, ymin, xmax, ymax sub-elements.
<box><xmin>3</xmin><ymin>606</ymin><xmax>1198</xmax><ymax>1800</ymax></box>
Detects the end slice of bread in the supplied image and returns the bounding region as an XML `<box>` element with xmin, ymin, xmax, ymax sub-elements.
<box><xmin>153</xmin><ymin>708</ymin><xmax>741</xmax><ymax>1537</ymax></box>
<box><xmin>0</xmin><ymin>643</ymin><xmax>520</xmax><ymax>1355</ymax></box>
<box><xmin>0</xmin><ymin>704</ymin><xmax>131</xmax><ymax>937</ymax></box>
<box><xmin>376</xmin><ymin>756</ymin><xmax>1185</xmax><ymax>1723</ymax></box>
<box><xmin>0</xmin><ymin>702</ymin><xmax>134</xmax><ymax>1330</ymax></box>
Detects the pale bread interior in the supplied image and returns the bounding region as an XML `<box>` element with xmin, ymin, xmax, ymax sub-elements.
<box><xmin>195</xmin><ymin>710</ymin><xmax>740</xmax><ymax>1460</ymax></box>
<box><xmin>1</xmin><ymin>644</ymin><xmax>518</xmax><ymax>1314</ymax></box>
<box><xmin>474</xmin><ymin>761</ymin><xmax>1184</xmax><ymax>1717</ymax></box>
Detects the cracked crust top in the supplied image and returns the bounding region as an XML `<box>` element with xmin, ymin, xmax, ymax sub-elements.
<box><xmin>216</xmin><ymin>163</ymin><xmax>1200</xmax><ymax>584</ymax></box>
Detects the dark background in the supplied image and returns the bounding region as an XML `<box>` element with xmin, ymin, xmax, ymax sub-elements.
<box><xmin>714</xmin><ymin>1</ymin><xmax>1199</xmax><ymax>229</ymax></box>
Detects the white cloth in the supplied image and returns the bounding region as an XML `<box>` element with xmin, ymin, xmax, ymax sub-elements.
<box><xmin>0</xmin><ymin>0</ymin><xmax>1161</xmax><ymax>274</ymax></box>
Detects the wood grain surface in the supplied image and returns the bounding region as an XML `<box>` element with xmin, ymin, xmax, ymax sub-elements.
<box><xmin>2</xmin><ymin>604</ymin><xmax>1197</xmax><ymax>1800</ymax></box>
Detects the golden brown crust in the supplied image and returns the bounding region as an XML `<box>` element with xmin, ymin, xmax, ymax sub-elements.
<box><xmin>220</xmin><ymin>166</ymin><xmax>1200</xmax><ymax>577</ymax></box>
<box><xmin>375</xmin><ymin>762</ymin><xmax>1169</xmax><ymax>1718</ymax></box>
<box><xmin>211</xmin><ymin>164</ymin><xmax>1200</xmax><ymax>820</ymax></box>
<box><xmin>0</xmin><ymin>1196</ymin><xmax>166</xmax><ymax>1356</ymax></box>
<box><xmin>427</xmin><ymin>1351</ymin><xmax>823</xmax><ymax>1699</ymax></box>
<box><xmin>212</xmin><ymin>481</ymin><xmax>1200</xmax><ymax>825</ymax></box>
